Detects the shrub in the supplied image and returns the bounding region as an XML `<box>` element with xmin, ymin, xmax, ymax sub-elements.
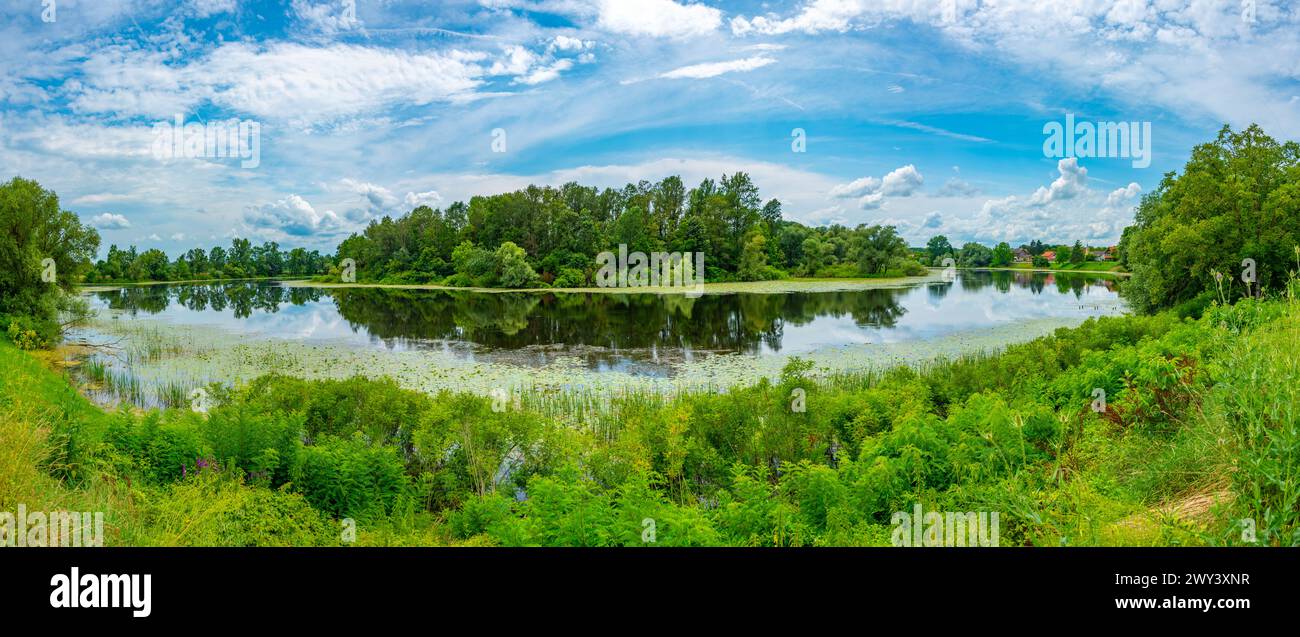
<box><xmin>292</xmin><ymin>436</ymin><xmax>413</xmax><ymax>521</ymax></box>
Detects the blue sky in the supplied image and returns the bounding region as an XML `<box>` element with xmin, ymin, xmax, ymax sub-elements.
<box><xmin>2</xmin><ymin>0</ymin><xmax>1298</xmax><ymax>257</ymax></box>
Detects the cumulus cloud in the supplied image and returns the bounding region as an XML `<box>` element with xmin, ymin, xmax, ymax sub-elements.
<box><xmin>1029</xmin><ymin>158</ymin><xmax>1088</xmax><ymax>206</ymax></box>
<box><xmin>1106</xmin><ymin>182</ymin><xmax>1142</xmax><ymax>207</ymax></box>
<box><xmin>595</xmin><ymin>0</ymin><xmax>722</xmax><ymax>38</ymax></box>
<box><xmin>90</xmin><ymin>212</ymin><xmax>131</xmax><ymax>229</ymax></box>
<box><xmin>829</xmin><ymin>165</ymin><xmax>923</xmax><ymax>210</ymax></box>
<box><xmin>404</xmin><ymin>190</ymin><xmax>443</xmax><ymax>208</ymax></box>
<box><xmin>244</xmin><ymin>195</ymin><xmax>344</xmax><ymax>237</ymax></box>
<box><xmin>828</xmin><ymin>176</ymin><xmax>880</xmax><ymax>199</ymax></box>
<box><xmin>880</xmin><ymin>164</ymin><xmax>924</xmax><ymax>196</ymax></box>
<box><xmin>922</xmin><ymin>211</ymin><xmax>943</xmax><ymax>228</ymax></box>
<box><xmin>858</xmin><ymin>191</ymin><xmax>884</xmax><ymax>210</ymax></box>
<box><xmin>730</xmin><ymin>0</ymin><xmax>865</xmax><ymax>36</ymax></box>
<box><xmin>548</xmin><ymin>36</ymin><xmax>593</xmax><ymax>54</ymax></box>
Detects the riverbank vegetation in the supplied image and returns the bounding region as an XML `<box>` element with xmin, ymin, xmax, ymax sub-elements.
<box><xmin>3</xmin><ymin>289</ymin><xmax>1297</xmax><ymax>545</ymax></box>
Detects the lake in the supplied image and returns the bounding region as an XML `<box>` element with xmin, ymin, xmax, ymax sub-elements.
<box><xmin>68</xmin><ymin>270</ymin><xmax>1124</xmax><ymax>407</ymax></box>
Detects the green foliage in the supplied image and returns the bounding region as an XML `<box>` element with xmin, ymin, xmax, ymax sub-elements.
<box><xmin>1124</xmin><ymin>124</ymin><xmax>1300</xmax><ymax>313</ymax></box>
<box><xmin>958</xmin><ymin>242</ymin><xmax>993</xmax><ymax>267</ymax></box>
<box><xmin>293</xmin><ymin>437</ymin><xmax>413</xmax><ymax>521</ymax></box>
<box><xmin>0</xmin><ymin>177</ymin><xmax>100</xmax><ymax>343</ymax></box>
<box><xmin>6</xmin><ymin>317</ymin><xmax>50</xmax><ymax>350</ymax></box>
<box><xmin>87</xmin><ymin>239</ymin><xmax>327</xmax><ymax>284</ymax></box>
<box><xmin>991</xmin><ymin>242</ymin><xmax>1014</xmax><ymax>267</ymax></box>
<box><xmin>926</xmin><ymin>235</ymin><xmax>953</xmax><ymax>265</ymax></box>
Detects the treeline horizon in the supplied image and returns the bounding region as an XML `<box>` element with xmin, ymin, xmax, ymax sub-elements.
<box><xmin>86</xmin><ymin>238</ymin><xmax>330</xmax><ymax>283</ymax></box>
<box><xmin>319</xmin><ymin>173</ymin><xmax>1121</xmax><ymax>288</ymax></box>
<box><xmin>80</xmin><ymin>173</ymin><xmax>1129</xmax><ymax>288</ymax></box>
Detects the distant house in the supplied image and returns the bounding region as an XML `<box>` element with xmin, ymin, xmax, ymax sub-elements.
<box><xmin>1041</xmin><ymin>250</ymin><xmax>1056</xmax><ymax>262</ymax></box>
<box><xmin>1097</xmin><ymin>246</ymin><xmax>1116</xmax><ymax>261</ymax></box>
<box><xmin>1014</xmin><ymin>248</ymin><xmax>1031</xmax><ymax>263</ymax></box>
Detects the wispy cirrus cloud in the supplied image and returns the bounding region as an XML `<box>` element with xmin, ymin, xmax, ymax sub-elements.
<box><xmin>656</xmin><ymin>55</ymin><xmax>776</xmax><ymax>80</ymax></box>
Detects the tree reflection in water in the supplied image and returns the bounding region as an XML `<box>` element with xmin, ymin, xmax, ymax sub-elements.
<box><xmin>87</xmin><ymin>271</ymin><xmax>1119</xmax><ymax>372</ymax></box>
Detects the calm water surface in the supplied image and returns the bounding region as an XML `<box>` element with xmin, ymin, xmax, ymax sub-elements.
<box><xmin>83</xmin><ymin>271</ymin><xmax>1123</xmax><ymax>374</ymax></box>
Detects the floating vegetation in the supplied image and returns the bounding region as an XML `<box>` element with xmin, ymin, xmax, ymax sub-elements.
<box><xmin>66</xmin><ymin>276</ymin><xmax>1125</xmax><ymax>416</ymax></box>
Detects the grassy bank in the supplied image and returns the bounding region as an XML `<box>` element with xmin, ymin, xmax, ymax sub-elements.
<box><xmin>985</xmin><ymin>262</ymin><xmax>1128</xmax><ymax>275</ymax></box>
<box><xmin>3</xmin><ymin>295</ymin><xmax>1297</xmax><ymax>546</ymax></box>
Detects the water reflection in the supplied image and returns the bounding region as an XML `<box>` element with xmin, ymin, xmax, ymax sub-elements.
<box><xmin>86</xmin><ymin>270</ymin><xmax>1121</xmax><ymax>371</ymax></box>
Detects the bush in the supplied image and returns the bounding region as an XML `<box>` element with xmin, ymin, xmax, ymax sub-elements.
<box><xmin>552</xmin><ymin>267</ymin><xmax>587</xmax><ymax>288</ymax></box>
<box><xmin>292</xmin><ymin>436</ymin><xmax>413</xmax><ymax>521</ymax></box>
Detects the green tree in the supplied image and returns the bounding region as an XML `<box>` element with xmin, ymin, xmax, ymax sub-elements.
<box><xmin>0</xmin><ymin>177</ymin><xmax>100</xmax><ymax>342</ymax></box>
<box><xmin>926</xmin><ymin>235</ymin><xmax>954</xmax><ymax>265</ymax></box>
<box><xmin>851</xmin><ymin>225</ymin><xmax>909</xmax><ymax>275</ymax></box>
<box><xmin>1069</xmin><ymin>240</ymin><xmax>1085</xmax><ymax>265</ymax></box>
<box><xmin>1125</xmin><ymin>124</ymin><xmax>1300</xmax><ymax>313</ymax></box>
<box><xmin>991</xmin><ymin>242</ymin><xmax>1014</xmax><ymax>267</ymax></box>
<box><xmin>494</xmin><ymin>241</ymin><xmax>541</xmax><ymax>288</ymax></box>
<box><xmin>737</xmin><ymin>231</ymin><xmax>771</xmax><ymax>281</ymax></box>
<box><xmin>958</xmin><ymin>242</ymin><xmax>993</xmax><ymax>267</ymax></box>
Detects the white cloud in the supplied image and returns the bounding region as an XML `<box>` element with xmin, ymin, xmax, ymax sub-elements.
<box><xmin>657</xmin><ymin>56</ymin><xmax>777</xmax><ymax>80</ymax></box>
<box><xmin>922</xmin><ymin>211</ymin><xmax>943</xmax><ymax>228</ymax></box>
<box><xmin>71</xmin><ymin>42</ymin><xmax>489</xmax><ymax>125</ymax></box>
<box><xmin>880</xmin><ymin>164</ymin><xmax>924</xmax><ymax>196</ymax></box>
<box><xmin>858</xmin><ymin>191</ymin><xmax>884</xmax><ymax>210</ymax></box>
<box><xmin>1106</xmin><ymin>182</ymin><xmax>1142</xmax><ymax>206</ymax></box>
<box><xmin>829</xmin><ymin>176</ymin><xmax>880</xmax><ymax>199</ymax></box>
<box><xmin>171</xmin><ymin>232</ymin><xmax>186</xmax><ymax>241</ymax></box>
<box><xmin>90</xmin><ymin>212</ymin><xmax>131</xmax><ymax>229</ymax></box>
<box><xmin>1029</xmin><ymin>158</ymin><xmax>1087</xmax><ymax>206</ymax></box>
<box><xmin>595</xmin><ymin>0</ymin><xmax>723</xmax><ymax>38</ymax></box>
<box><xmin>517</xmin><ymin>58</ymin><xmax>576</xmax><ymax>85</ymax></box>
<box><xmin>73</xmin><ymin>193</ymin><xmax>136</xmax><ymax>205</ymax></box>
<box><xmin>828</xmin><ymin>164</ymin><xmax>923</xmax><ymax>211</ymax></box>
<box><xmin>548</xmin><ymin>36</ymin><xmax>593</xmax><ymax>53</ymax></box>
<box><xmin>404</xmin><ymin>190</ymin><xmax>443</xmax><ymax>208</ymax></box>
<box><xmin>490</xmin><ymin>45</ymin><xmax>539</xmax><ymax>77</ymax></box>
<box><xmin>729</xmin><ymin>0</ymin><xmax>1300</xmax><ymax>138</ymax></box>
<box><xmin>731</xmin><ymin>0</ymin><xmax>869</xmax><ymax>36</ymax></box>
<box><xmin>244</xmin><ymin>194</ymin><xmax>344</xmax><ymax>237</ymax></box>
<box><xmin>335</xmin><ymin>178</ymin><xmax>400</xmax><ymax>222</ymax></box>
<box><xmin>291</xmin><ymin>0</ymin><xmax>361</xmax><ymax>33</ymax></box>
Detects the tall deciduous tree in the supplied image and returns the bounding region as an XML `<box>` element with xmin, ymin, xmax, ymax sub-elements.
<box><xmin>0</xmin><ymin>177</ymin><xmax>100</xmax><ymax>340</ymax></box>
<box><xmin>1125</xmin><ymin>124</ymin><xmax>1300</xmax><ymax>313</ymax></box>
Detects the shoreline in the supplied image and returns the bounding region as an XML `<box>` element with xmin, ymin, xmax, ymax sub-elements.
<box><xmin>279</xmin><ymin>273</ymin><xmax>950</xmax><ymax>295</ymax></box>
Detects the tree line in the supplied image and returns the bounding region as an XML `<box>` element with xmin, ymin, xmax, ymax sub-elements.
<box><xmin>332</xmin><ymin>172</ymin><xmax>928</xmax><ymax>288</ymax></box>
<box><xmin>86</xmin><ymin>239</ymin><xmax>329</xmax><ymax>284</ymax></box>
